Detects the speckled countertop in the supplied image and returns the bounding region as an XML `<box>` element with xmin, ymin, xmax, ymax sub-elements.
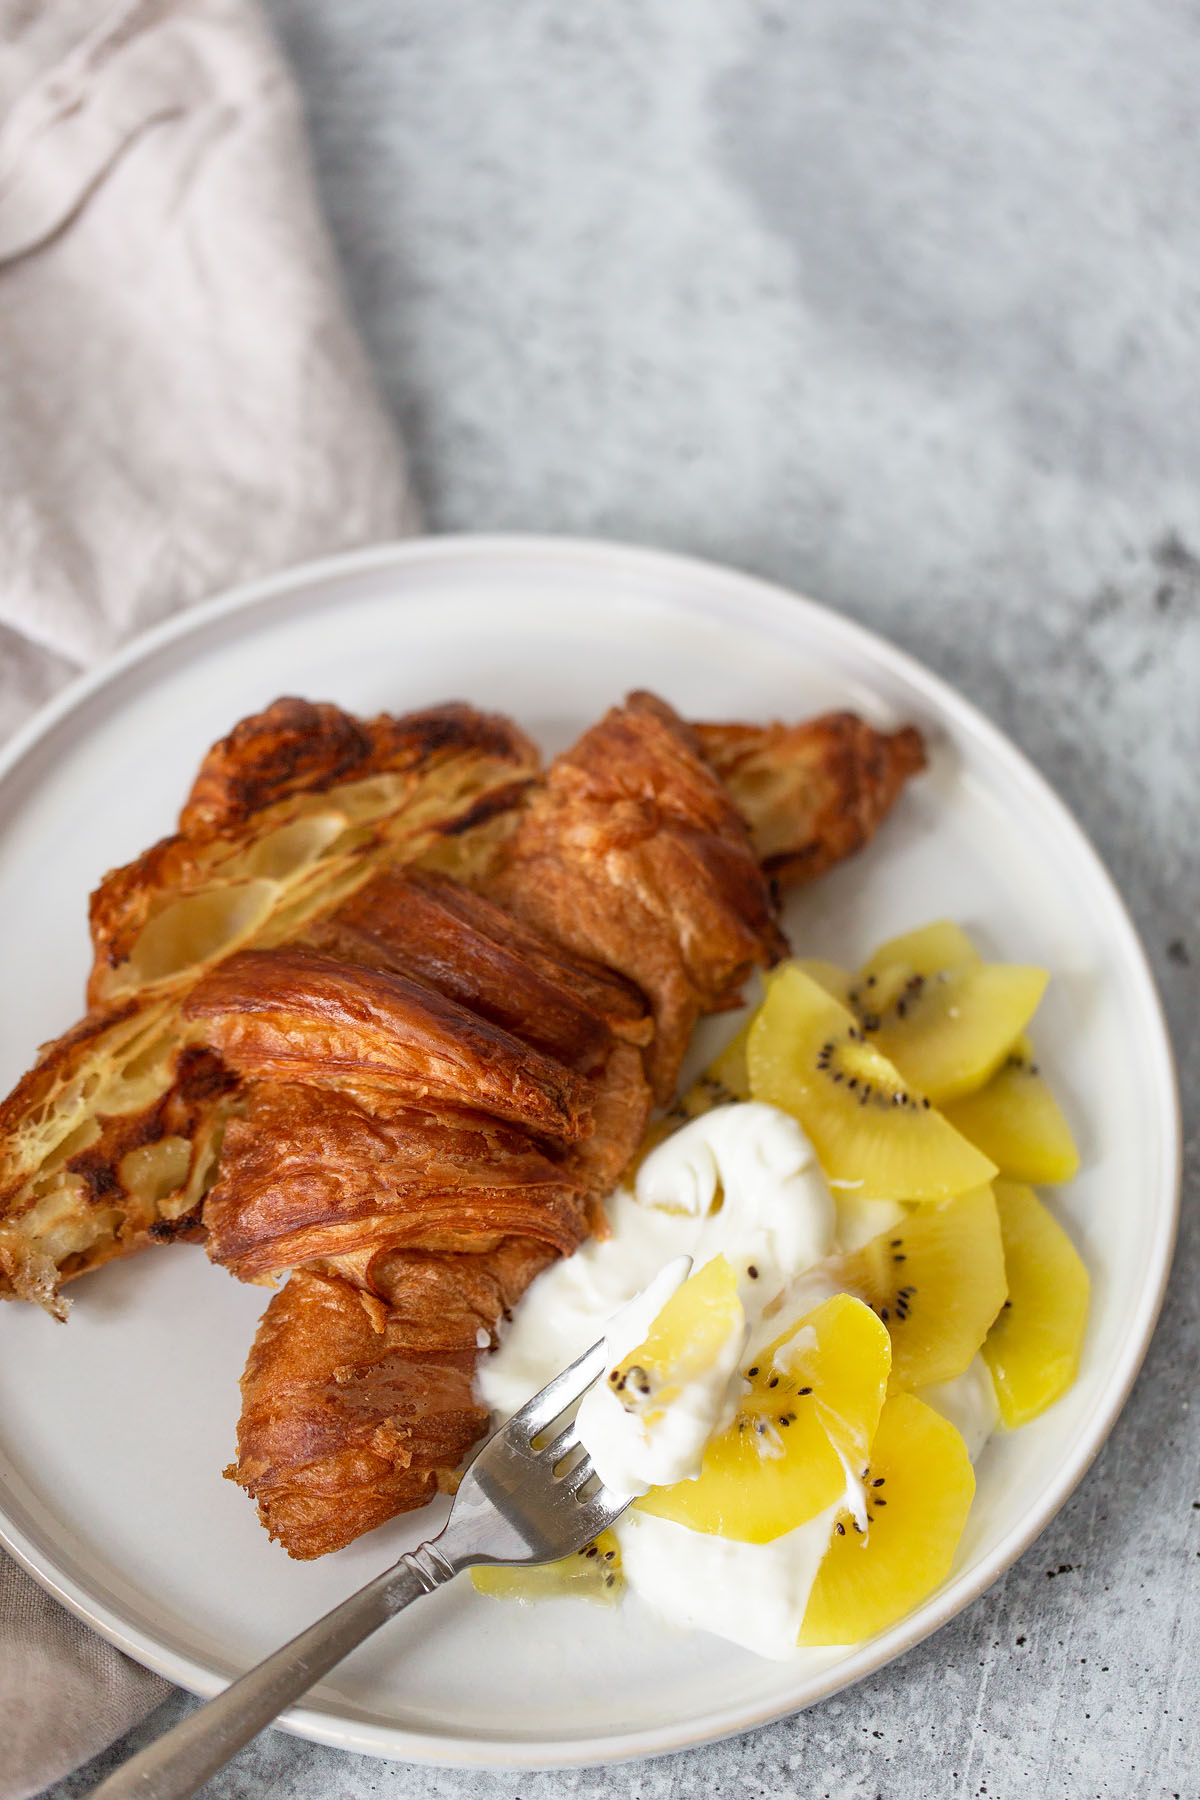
<box><xmin>51</xmin><ymin>4</ymin><xmax>1199</xmax><ymax>1796</ymax></box>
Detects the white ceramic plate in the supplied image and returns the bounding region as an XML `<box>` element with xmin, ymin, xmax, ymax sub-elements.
<box><xmin>0</xmin><ymin>537</ymin><xmax>1180</xmax><ymax>1767</ymax></box>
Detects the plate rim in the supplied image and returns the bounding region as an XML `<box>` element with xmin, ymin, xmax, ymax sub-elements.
<box><xmin>0</xmin><ymin>533</ymin><xmax>1182</xmax><ymax>1768</ymax></box>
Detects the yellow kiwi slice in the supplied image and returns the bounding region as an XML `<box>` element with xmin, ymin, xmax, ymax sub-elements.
<box><xmin>837</xmin><ymin>1185</ymin><xmax>1007</xmax><ymax>1390</ymax></box>
<box><xmin>707</xmin><ymin>1020</ymin><xmax>753</xmax><ymax>1100</ymax></box>
<box><xmin>942</xmin><ymin>1037</ymin><xmax>1080</xmax><ymax>1184</ymax></box>
<box><xmin>746</xmin><ymin>965</ymin><xmax>996</xmax><ymax>1200</ymax></box>
<box><xmin>798</xmin><ymin>1391</ymin><xmax>975</xmax><ymax>1645</ymax></box>
<box><xmin>636</xmin><ymin>1294</ymin><xmax>890</xmax><ymax>1543</ymax></box>
<box><xmin>859</xmin><ymin>920</ymin><xmax>982</xmax><ymax>978</ymax></box>
<box><xmin>982</xmin><ymin>1181</ymin><xmax>1089</xmax><ymax>1427</ymax></box>
<box><xmin>789</xmin><ymin>958</ymin><xmax>853</xmax><ymax>1004</ymax></box>
<box><xmin>608</xmin><ymin>1254</ymin><xmax>744</xmax><ymax>1423</ymax></box>
<box><xmin>472</xmin><ymin>1529</ymin><xmax>622</xmax><ymax>1604</ymax></box>
<box><xmin>835</xmin><ymin>1193</ymin><xmax>909</xmax><ymax>1254</ymax></box>
<box><xmin>846</xmin><ymin>947</ymin><xmax>1048</xmax><ymax>1106</ymax></box>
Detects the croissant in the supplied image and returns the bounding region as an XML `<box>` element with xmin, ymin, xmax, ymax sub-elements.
<box><xmin>223</xmin><ymin>692</ymin><xmax>908</xmax><ymax>1556</ymax></box>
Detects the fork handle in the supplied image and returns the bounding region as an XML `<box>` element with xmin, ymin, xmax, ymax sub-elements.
<box><xmin>89</xmin><ymin>1540</ymin><xmax>459</xmax><ymax>1800</ymax></box>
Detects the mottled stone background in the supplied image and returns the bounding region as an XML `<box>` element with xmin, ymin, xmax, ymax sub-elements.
<box><xmin>51</xmin><ymin>2</ymin><xmax>1198</xmax><ymax>1796</ymax></box>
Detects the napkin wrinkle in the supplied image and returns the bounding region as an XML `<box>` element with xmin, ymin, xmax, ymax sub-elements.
<box><xmin>0</xmin><ymin>0</ymin><xmax>417</xmax><ymax>671</ymax></box>
<box><xmin>0</xmin><ymin>3</ymin><xmax>418</xmax><ymax>1795</ymax></box>
<box><xmin>0</xmin><ymin>0</ymin><xmax>220</xmax><ymax>264</ymax></box>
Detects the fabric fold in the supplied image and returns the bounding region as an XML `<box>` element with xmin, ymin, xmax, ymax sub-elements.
<box><xmin>0</xmin><ymin>2</ymin><xmax>417</xmax><ymax>1793</ymax></box>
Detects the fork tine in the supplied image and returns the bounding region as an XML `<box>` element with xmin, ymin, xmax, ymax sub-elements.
<box><xmin>573</xmin><ymin>1488</ymin><xmax>628</xmax><ymax>1540</ymax></box>
<box><xmin>508</xmin><ymin>1334</ymin><xmax>611</xmax><ymax>1438</ymax></box>
<box><xmin>540</xmin><ymin>1420</ymin><xmax>581</xmax><ymax>1467</ymax></box>
<box><xmin>559</xmin><ymin>1454</ymin><xmax>599</xmax><ymax>1499</ymax></box>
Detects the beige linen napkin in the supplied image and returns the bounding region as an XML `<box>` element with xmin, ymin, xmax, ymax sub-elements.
<box><xmin>0</xmin><ymin>2</ymin><xmax>416</xmax><ymax>1793</ymax></box>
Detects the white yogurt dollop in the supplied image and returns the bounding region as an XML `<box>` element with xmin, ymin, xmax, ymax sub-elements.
<box><xmin>636</xmin><ymin>1102</ymin><xmax>836</xmax><ymax>1317</ymax></box>
<box><xmin>478</xmin><ymin>1104</ymin><xmax>836</xmax><ymax>1486</ymax></box>
<box><xmin>618</xmin><ymin>1504</ymin><xmax>842</xmax><ymax>1660</ymax></box>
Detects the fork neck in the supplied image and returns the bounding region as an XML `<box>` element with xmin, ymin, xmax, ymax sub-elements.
<box><xmin>397</xmin><ymin>1535</ymin><xmax>460</xmax><ymax>1596</ymax></box>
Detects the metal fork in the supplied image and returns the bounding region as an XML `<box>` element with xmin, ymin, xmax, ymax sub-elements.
<box><xmin>90</xmin><ymin>1335</ymin><xmax>627</xmax><ymax>1800</ymax></box>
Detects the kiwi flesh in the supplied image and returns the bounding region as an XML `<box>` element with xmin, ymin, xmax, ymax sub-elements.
<box><xmin>471</xmin><ymin>1529</ymin><xmax>622</xmax><ymax>1603</ymax></box>
<box><xmin>859</xmin><ymin>920</ymin><xmax>981</xmax><ymax>979</ymax></box>
<box><xmin>836</xmin><ymin>1184</ymin><xmax>1007</xmax><ymax>1390</ymax></box>
<box><xmin>843</xmin><ymin>920</ymin><xmax>1047</xmax><ymax>1105</ymax></box>
<box><xmin>747</xmin><ymin>965</ymin><xmax>997</xmax><ymax>1201</ymax></box>
<box><xmin>941</xmin><ymin>1035</ymin><xmax>1080</xmax><ymax>1184</ymax></box>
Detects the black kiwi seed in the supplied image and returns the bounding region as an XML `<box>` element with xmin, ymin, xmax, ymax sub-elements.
<box><xmin>812</xmin><ymin>1032</ymin><xmax>921</xmax><ymax>1111</ymax></box>
<box><xmin>835</xmin><ymin>1522</ymin><xmax>846</xmax><ymax>1536</ymax></box>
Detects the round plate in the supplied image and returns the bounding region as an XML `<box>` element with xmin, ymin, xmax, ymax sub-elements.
<box><xmin>0</xmin><ymin>537</ymin><xmax>1180</xmax><ymax>1766</ymax></box>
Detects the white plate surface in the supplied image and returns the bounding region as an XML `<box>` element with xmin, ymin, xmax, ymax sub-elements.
<box><xmin>0</xmin><ymin>537</ymin><xmax>1180</xmax><ymax>1766</ymax></box>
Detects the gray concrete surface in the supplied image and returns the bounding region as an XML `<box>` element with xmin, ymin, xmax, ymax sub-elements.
<box><xmin>48</xmin><ymin>2</ymin><xmax>1199</xmax><ymax>1796</ymax></box>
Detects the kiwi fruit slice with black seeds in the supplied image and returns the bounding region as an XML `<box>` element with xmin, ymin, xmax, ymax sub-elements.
<box><xmin>747</xmin><ymin>965</ymin><xmax>996</xmax><ymax>1200</ymax></box>
<box><xmin>837</xmin><ymin>1184</ymin><xmax>1007</xmax><ymax>1390</ymax></box>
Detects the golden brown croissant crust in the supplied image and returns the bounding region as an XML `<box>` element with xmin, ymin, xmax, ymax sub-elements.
<box><xmin>223</xmin><ymin>694</ymin><xmax>782</xmax><ymax>1554</ymax></box>
<box><xmin>230</xmin><ymin>1263</ymin><xmax>504</xmax><ymax>1559</ymax></box>
<box><xmin>89</xmin><ymin>698</ymin><xmax>538</xmax><ymax>1010</ymax></box>
<box><xmin>235</xmin><ymin>1238</ymin><xmax>557</xmax><ymax>1558</ymax></box>
<box><xmin>695</xmin><ymin>711</ymin><xmax>927</xmax><ymax>888</ymax></box>
<box><xmin>184</xmin><ymin>945</ymin><xmax>596</xmax><ymax>1140</ymax></box>
<box><xmin>179</xmin><ymin>697</ymin><xmax>533</xmax><ymax>836</ymax></box>
<box><xmin>304</xmin><ymin>867</ymin><xmax>651</xmax><ymax>1070</ymax></box>
<box><xmin>490</xmin><ymin>691</ymin><xmax>788</xmax><ymax>1099</ymax></box>
<box><xmin>204</xmin><ymin>1081</ymin><xmax>590</xmax><ymax>1284</ymax></box>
